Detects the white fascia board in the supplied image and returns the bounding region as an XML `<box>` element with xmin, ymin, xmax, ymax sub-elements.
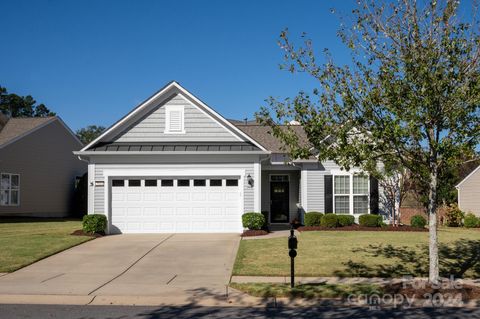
<box><xmin>102</xmin><ymin>168</ymin><xmax>246</xmax><ymax>178</ymax></box>
<box><xmin>81</xmin><ymin>81</ymin><xmax>269</xmax><ymax>152</ymax></box>
<box><xmin>74</xmin><ymin>151</ymin><xmax>269</xmax><ymax>156</ymax></box>
<box><xmin>80</xmin><ymin>81</ymin><xmax>179</xmax><ymax>151</ymax></box>
<box><xmin>456</xmin><ymin>165</ymin><xmax>480</xmax><ymax>188</ymax></box>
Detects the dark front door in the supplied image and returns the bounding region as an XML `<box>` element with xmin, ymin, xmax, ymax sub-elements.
<box><xmin>270</xmin><ymin>182</ymin><xmax>289</xmax><ymax>223</ymax></box>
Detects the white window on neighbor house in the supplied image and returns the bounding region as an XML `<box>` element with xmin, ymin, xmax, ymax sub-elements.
<box><xmin>164</xmin><ymin>105</ymin><xmax>185</xmax><ymax>134</ymax></box>
<box><xmin>333</xmin><ymin>173</ymin><xmax>369</xmax><ymax>214</ymax></box>
<box><xmin>0</xmin><ymin>173</ymin><xmax>20</xmax><ymax>206</ymax></box>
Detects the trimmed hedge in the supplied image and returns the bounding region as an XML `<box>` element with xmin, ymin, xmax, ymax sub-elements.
<box><xmin>82</xmin><ymin>214</ymin><xmax>107</xmax><ymax>234</ymax></box>
<box><xmin>304</xmin><ymin>212</ymin><xmax>323</xmax><ymax>226</ymax></box>
<box><xmin>464</xmin><ymin>213</ymin><xmax>480</xmax><ymax>228</ymax></box>
<box><xmin>410</xmin><ymin>215</ymin><xmax>427</xmax><ymax>228</ymax></box>
<box><xmin>337</xmin><ymin>214</ymin><xmax>355</xmax><ymax>227</ymax></box>
<box><xmin>320</xmin><ymin>213</ymin><xmax>338</xmax><ymax>228</ymax></box>
<box><xmin>242</xmin><ymin>212</ymin><xmax>266</xmax><ymax>230</ymax></box>
<box><xmin>358</xmin><ymin>214</ymin><xmax>382</xmax><ymax>227</ymax></box>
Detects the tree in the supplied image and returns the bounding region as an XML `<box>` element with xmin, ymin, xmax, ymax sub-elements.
<box><xmin>0</xmin><ymin>86</ymin><xmax>55</xmax><ymax>117</ymax></box>
<box><xmin>76</xmin><ymin>125</ymin><xmax>105</xmax><ymax>145</ymax></box>
<box><xmin>257</xmin><ymin>0</ymin><xmax>480</xmax><ymax>283</ymax></box>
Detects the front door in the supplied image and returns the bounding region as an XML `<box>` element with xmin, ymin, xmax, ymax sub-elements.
<box><xmin>270</xmin><ymin>181</ymin><xmax>289</xmax><ymax>223</ymax></box>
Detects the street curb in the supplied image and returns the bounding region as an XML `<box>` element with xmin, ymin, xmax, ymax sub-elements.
<box><xmin>0</xmin><ymin>294</ymin><xmax>94</xmax><ymax>305</ymax></box>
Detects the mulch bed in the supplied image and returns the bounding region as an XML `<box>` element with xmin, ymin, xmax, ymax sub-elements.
<box><xmin>71</xmin><ymin>229</ymin><xmax>105</xmax><ymax>238</ymax></box>
<box><xmin>241</xmin><ymin>230</ymin><xmax>269</xmax><ymax>237</ymax></box>
<box><xmin>298</xmin><ymin>224</ymin><xmax>428</xmax><ymax>232</ymax></box>
<box><xmin>384</xmin><ymin>281</ymin><xmax>480</xmax><ymax>301</ymax></box>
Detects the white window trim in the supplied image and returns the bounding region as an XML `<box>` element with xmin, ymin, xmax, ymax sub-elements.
<box><xmin>332</xmin><ymin>172</ymin><xmax>369</xmax><ymax>215</ymax></box>
<box><xmin>0</xmin><ymin>173</ymin><xmax>20</xmax><ymax>206</ymax></box>
<box><xmin>164</xmin><ymin>105</ymin><xmax>186</xmax><ymax>134</ymax></box>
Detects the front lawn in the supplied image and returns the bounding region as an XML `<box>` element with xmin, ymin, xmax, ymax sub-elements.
<box><xmin>233</xmin><ymin>228</ymin><xmax>480</xmax><ymax>278</ymax></box>
<box><xmin>0</xmin><ymin>219</ymin><xmax>92</xmax><ymax>272</ymax></box>
<box><xmin>230</xmin><ymin>282</ymin><xmax>381</xmax><ymax>299</ymax></box>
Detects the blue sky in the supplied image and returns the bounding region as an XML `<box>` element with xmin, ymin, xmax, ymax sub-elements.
<box><xmin>1</xmin><ymin>0</ymin><xmax>354</xmax><ymax>131</ymax></box>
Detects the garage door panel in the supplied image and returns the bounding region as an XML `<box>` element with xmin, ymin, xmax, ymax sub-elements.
<box><xmin>111</xmin><ymin>176</ymin><xmax>242</xmax><ymax>233</ymax></box>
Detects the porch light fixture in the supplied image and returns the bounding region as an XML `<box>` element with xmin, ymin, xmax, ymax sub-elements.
<box><xmin>247</xmin><ymin>174</ymin><xmax>254</xmax><ymax>187</ymax></box>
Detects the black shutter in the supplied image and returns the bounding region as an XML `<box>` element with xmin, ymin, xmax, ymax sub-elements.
<box><xmin>370</xmin><ymin>177</ymin><xmax>379</xmax><ymax>214</ymax></box>
<box><xmin>324</xmin><ymin>175</ymin><xmax>333</xmax><ymax>214</ymax></box>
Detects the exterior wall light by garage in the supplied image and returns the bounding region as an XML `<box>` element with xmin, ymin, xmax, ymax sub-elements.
<box><xmin>247</xmin><ymin>174</ymin><xmax>254</xmax><ymax>187</ymax></box>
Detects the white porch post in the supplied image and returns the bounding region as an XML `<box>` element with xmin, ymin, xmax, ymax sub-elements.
<box><xmin>254</xmin><ymin>162</ymin><xmax>261</xmax><ymax>212</ymax></box>
<box><xmin>300</xmin><ymin>169</ymin><xmax>308</xmax><ymax>212</ymax></box>
<box><xmin>87</xmin><ymin>163</ymin><xmax>95</xmax><ymax>214</ymax></box>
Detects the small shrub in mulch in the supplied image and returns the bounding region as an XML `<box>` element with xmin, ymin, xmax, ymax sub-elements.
<box><xmin>384</xmin><ymin>281</ymin><xmax>480</xmax><ymax>301</ymax></box>
<box><xmin>298</xmin><ymin>224</ymin><xmax>428</xmax><ymax>232</ymax></box>
<box><xmin>71</xmin><ymin>229</ymin><xmax>104</xmax><ymax>238</ymax></box>
<box><xmin>241</xmin><ymin>229</ymin><xmax>269</xmax><ymax>237</ymax></box>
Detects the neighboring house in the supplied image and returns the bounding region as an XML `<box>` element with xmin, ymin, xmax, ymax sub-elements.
<box><xmin>0</xmin><ymin>116</ymin><xmax>86</xmax><ymax>217</ymax></box>
<box><xmin>456</xmin><ymin>165</ymin><xmax>480</xmax><ymax>216</ymax></box>
<box><xmin>75</xmin><ymin>81</ymin><xmax>382</xmax><ymax>234</ymax></box>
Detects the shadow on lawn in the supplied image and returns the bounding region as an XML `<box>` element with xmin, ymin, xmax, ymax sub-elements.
<box><xmin>0</xmin><ymin>217</ymin><xmax>79</xmax><ymax>223</ymax></box>
<box><xmin>334</xmin><ymin>239</ymin><xmax>480</xmax><ymax>278</ymax></box>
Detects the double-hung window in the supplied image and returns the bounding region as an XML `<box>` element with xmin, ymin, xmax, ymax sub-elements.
<box><xmin>333</xmin><ymin>174</ymin><xmax>369</xmax><ymax>214</ymax></box>
<box><xmin>0</xmin><ymin>173</ymin><xmax>20</xmax><ymax>206</ymax></box>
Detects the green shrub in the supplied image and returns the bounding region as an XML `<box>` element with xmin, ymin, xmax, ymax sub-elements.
<box><xmin>337</xmin><ymin>214</ymin><xmax>355</xmax><ymax>227</ymax></box>
<box><xmin>410</xmin><ymin>215</ymin><xmax>427</xmax><ymax>228</ymax></box>
<box><xmin>320</xmin><ymin>213</ymin><xmax>338</xmax><ymax>228</ymax></box>
<box><xmin>82</xmin><ymin>214</ymin><xmax>107</xmax><ymax>234</ymax></box>
<box><xmin>242</xmin><ymin>212</ymin><xmax>266</xmax><ymax>230</ymax></box>
<box><xmin>464</xmin><ymin>213</ymin><xmax>479</xmax><ymax>228</ymax></box>
<box><xmin>304</xmin><ymin>212</ymin><xmax>323</xmax><ymax>226</ymax></box>
<box><xmin>444</xmin><ymin>204</ymin><xmax>465</xmax><ymax>227</ymax></box>
<box><xmin>358</xmin><ymin>214</ymin><xmax>382</xmax><ymax>227</ymax></box>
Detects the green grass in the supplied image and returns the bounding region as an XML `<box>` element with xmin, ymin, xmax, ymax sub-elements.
<box><xmin>0</xmin><ymin>219</ymin><xmax>92</xmax><ymax>272</ymax></box>
<box><xmin>233</xmin><ymin>228</ymin><xmax>480</xmax><ymax>278</ymax></box>
<box><xmin>230</xmin><ymin>282</ymin><xmax>382</xmax><ymax>299</ymax></box>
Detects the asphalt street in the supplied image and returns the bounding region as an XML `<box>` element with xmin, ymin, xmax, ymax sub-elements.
<box><xmin>1</xmin><ymin>304</ymin><xmax>480</xmax><ymax>319</ymax></box>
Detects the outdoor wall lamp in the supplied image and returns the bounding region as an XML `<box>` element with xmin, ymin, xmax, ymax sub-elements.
<box><xmin>247</xmin><ymin>174</ymin><xmax>254</xmax><ymax>187</ymax></box>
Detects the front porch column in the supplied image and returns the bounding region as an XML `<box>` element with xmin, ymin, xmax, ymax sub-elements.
<box><xmin>300</xmin><ymin>169</ymin><xmax>308</xmax><ymax>212</ymax></box>
<box><xmin>254</xmin><ymin>161</ymin><xmax>261</xmax><ymax>212</ymax></box>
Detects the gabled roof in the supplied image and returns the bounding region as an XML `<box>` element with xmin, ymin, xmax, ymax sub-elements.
<box><xmin>80</xmin><ymin>81</ymin><xmax>268</xmax><ymax>153</ymax></box>
<box><xmin>456</xmin><ymin>164</ymin><xmax>480</xmax><ymax>188</ymax></box>
<box><xmin>0</xmin><ymin>117</ymin><xmax>57</xmax><ymax>148</ymax></box>
<box><xmin>234</xmin><ymin>124</ymin><xmax>309</xmax><ymax>153</ymax></box>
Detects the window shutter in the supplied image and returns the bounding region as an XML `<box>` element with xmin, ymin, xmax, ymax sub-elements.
<box><xmin>168</xmin><ymin>110</ymin><xmax>182</xmax><ymax>132</ymax></box>
<box><xmin>369</xmin><ymin>176</ymin><xmax>379</xmax><ymax>214</ymax></box>
<box><xmin>324</xmin><ymin>175</ymin><xmax>333</xmax><ymax>213</ymax></box>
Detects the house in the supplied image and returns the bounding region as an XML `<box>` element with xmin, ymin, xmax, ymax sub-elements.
<box><xmin>456</xmin><ymin>164</ymin><xmax>480</xmax><ymax>216</ymax></box>
<box><xmin>75</xmin><ymin>81</ymin><xmax>382</xmax><ymax>234</ymax></box>
<box><xmin>0</xmin><ymin>116</ymin><xmax>86</xmax><ymax>217</ymax></box>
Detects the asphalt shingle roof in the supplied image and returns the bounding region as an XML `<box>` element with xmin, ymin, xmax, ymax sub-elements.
<box><xmin>0</xmin><ymin>117</ymin><xmax>55</xmax><ymax>147</ymax></box>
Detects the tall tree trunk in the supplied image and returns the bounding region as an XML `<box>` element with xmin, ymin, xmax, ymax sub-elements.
<box><xmin>428</xmin><ymin>163</ymin><xmax>439</xmax><ymax>284</ymax></box>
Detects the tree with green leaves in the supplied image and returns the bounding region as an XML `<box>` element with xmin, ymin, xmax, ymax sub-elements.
<box><xmin>76</xmin><ymin>125</ymin><xmax>105</xmax><ymax>145</ymax></box>
<box><xmin>257</xmin><ymin>0</ymin><xmax>480</xmax><ymax>283</ymax></box>
<box><xmin>0</xmin><ymin>86</ymin><xmax>55</xmax><ymax>117</ymax></box>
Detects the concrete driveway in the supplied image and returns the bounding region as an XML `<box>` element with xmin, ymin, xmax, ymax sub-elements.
<box><xmin>0</xmin><ymin>234</ymin><xmax>240</xmax><ymax>297</ymax></box>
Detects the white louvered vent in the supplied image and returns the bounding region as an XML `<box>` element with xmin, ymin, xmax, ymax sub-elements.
<box><xmin>169</xmin><ymin>110</ymin><xmax>182</xmax><ymax>132</ymax></box>
<box><xmin>165</xmin><ymin>105</ymin><xmax>185</xmax><ymax>133</ymax></box>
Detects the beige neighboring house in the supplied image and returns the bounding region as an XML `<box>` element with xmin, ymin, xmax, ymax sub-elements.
<box><xmin>456</xmin><ymin>164</ymin><xmax>480</xmax><ymax>216</ymax></box>
<box><xmin>0</xmin><ymin>115</ymin><xmax>86</xmax><ymax>217</ymax></box>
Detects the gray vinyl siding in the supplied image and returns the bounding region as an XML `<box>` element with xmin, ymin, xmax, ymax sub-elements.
<box><xmin>114</xmin><ymin>94</ymin><xmax>240</xmax><ymax>142</ymax></box>
<box><xmin>303</xmin><ymin>161</ymin><xmax>341</xmax><ymax>213</ymax></box>
<box><xmin>458</xmin><ymin>168</ymin><xmax>480</xmax><ymax>216</ymax></box>
<box><xmin>261</xmin><ymin>170</ymin><xmax>300</xmax><ymax>223</ymax></box>
<box><xmin>91</xmin><ymin>159</ymin><xmax>256</xmax><ymax>215</ymax></box>
<box><xmin>0</xmin><ymin>120</ymin><xmax>86</xmax><ymax>217</ymax></box>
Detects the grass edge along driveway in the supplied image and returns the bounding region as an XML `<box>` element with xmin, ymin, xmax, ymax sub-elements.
<box><xmin>233</xmin><ymin>228</ymin><xmax>480</xmax><ymax>278</ymax></box>
<box><xmin>0</xmin><ymin>219</ymin><xmax>92</xmax><ymax>273</ymax></box>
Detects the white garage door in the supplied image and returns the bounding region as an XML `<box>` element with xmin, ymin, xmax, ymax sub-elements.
<box><xmin>110</xmin><ymin>177</ymin><xmax>242</xmax><ymax>233</ymax></box>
